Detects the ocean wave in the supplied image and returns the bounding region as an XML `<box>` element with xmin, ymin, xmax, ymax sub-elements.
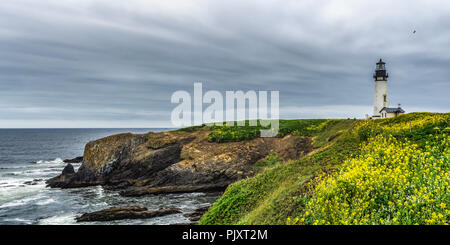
<box><xmin>21</xmin><ymin>168</ymin><xmax>60</xmax><ymax>177</ymax></box>
<box><xmin>1</xmin><ymin>218</ymin><xmax>33</xmax><ymax>225</ymax></box>
<box><xmin>0</xmin><ymin>177</ymin><xmax>46</xmax><ymax>206</ymax></box>
<box><xmin>36</xmin><ymin>198</ymin><xmax>56</xmax><ymax>206</ymax></box>
<box><xmin>36</xmin><ymin>158</ymin><xmax>64</xmax><ymax>165</ymax></box>
<box><xmin>0</xmin><ymin>194</ymin><xmax>43</xmax><ymax>209</ymax></box>
<box><xmin>2</xmin><ymin>172</ymin><xmax>18</xmax><ymax>176</ymax></box>
<box><xmin>38</xmin><ymin>213</ymin><xmax>76</xmax><ymax>225</ymax></box>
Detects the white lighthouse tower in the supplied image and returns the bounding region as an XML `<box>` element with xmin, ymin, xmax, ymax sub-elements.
<box><xmin>373</xmin><ymin>59</ymin><xmax>389</xmax><ymax>118</ymax></box>
<box><xmin>372</xmin><ymin>59</ymin><xmax>405</xmax><ymax>119</ymax></box>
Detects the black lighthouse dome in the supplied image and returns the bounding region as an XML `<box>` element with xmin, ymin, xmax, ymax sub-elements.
<box><xmin>373</xmin><ymin>58</ymin><xmax>389</xmax><ymax>80</ymax></box>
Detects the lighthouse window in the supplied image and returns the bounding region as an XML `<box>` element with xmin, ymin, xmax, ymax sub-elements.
<box><xmin>383</xmin><ymin>95</ymin><xmax>387</xmax><ymax>102</ymax></box>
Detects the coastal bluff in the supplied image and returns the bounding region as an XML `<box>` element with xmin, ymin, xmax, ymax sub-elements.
<box><xmin>47</xmin><ymin>127</ymin><xmax>312</xmax><ymax>195</ymax></box>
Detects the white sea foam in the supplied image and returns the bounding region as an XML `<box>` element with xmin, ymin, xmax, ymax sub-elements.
<box><xmin>0</xmin><ymin>177</ymin><xmax>45</xmax><ymax>206</ymax></box>
<box><xmin>0</xmin><ymin>194</ymin><xmax>43</xmax><ymax>209</ymax></box>
<box><xmin>38</xmin><ymin>214</ymin><xmax>76</xmax><ymax>225</ymax></box>
<box><xmin>21</xmin><ymin>168</ymin><xmax>59</xmax><ymax>177</ymax></box>
<box><xmin>2</xmin><ymin>218</ymin><xmax>33</xmax><ymax>225</ymax></box>
<box><xmin>36</xmin><ymin>198</ymin><xmax>56</xmax><ymax>206</ymax></box>
<box><xmin>36</xmin><ymin>158</ymin><xmax>64</xmax><ymax>165</ymax></box>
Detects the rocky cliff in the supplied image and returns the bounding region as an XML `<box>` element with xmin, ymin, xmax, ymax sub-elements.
<box><xmin>47</xmin><ymin>127</ymin><xmax>312</xmax><ymax>195</ymax></box>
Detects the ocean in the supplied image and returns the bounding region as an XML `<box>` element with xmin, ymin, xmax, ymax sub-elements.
<box><xmin>0</xmin><ymin>128</ymin><xmax>218</xmax><ymax>225</ymax></box>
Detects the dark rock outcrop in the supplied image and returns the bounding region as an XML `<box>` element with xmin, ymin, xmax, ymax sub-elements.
<box><xmin>23</xmin><ymin>181</ymin><xmax>38</xmax><ymax>185</ymax></box>
<box><xmin>24</xmin><ymin>178</ymin><xmax>44</xmax><ymax>185</ymax></box>
<box><xmin>183</xmin><ymin>206</ymin><xmax>211</xmax><ymax>222</ymax></box>
<box><xmin>63</xmin><ymin>156</ymin><xmax>83</xmax><ymax>164</ymax></box>
<box><xmin>61</xmin><ymin>163</ymin><xmax>75</xmax><ymax>175</ymax></box>
<box><xmin>47</xmin><ymin>129</ymin><xmax>313</xmax><ymax>194</ymax></box>
<box><xmin>46</xmin><ymin>163</ymin><xmax>77</xmax><ymax>188</ymax></box>
<box><xmin>120</xmin><ymin>184</ymin><xmax>227</xmax><ymax>197</ymax></box>
<box><xmin>75</xmin><ymin>206</ymin><xmax>181</xmax><ymax>222</ymax></box>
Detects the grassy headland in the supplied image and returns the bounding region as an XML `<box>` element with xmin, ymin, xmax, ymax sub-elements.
<box><xmin>198</xmin><ymin>113</ymin><xmax>449</xmax><ymax>225</ymax></box>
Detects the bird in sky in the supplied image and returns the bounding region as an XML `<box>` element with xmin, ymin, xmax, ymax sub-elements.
<box><xmin>413</xmin><ymin>30</ymin><xmax>416</xmax><ymax>34</ymax></box>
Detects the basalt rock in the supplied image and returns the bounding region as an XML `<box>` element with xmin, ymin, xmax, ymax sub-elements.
<box><xmin>183</xmin><ymin>205</ymin><xmax>211</xmax><ymax>222</ymax></box>
<box><xmin>46</xmin><ymin>163</ymin><xmax>77</xmax><ymax>188</ymax></box>
<box><xmin>24</xmin><ymin>178</ymin><xmax>44</xmax><ymax>185</ymax></box>
<box><xmin>47</xmin><ymin>128</ymin><xmax>313</xmax><ymax>193</ymax></box>
<box><xmin>63</xmin><ymin>156</ymin><xmax>83</xmax><ymax>164</ymax></box>
<box><xmin>75</xmin><ymin>206</ymin><xmax>181</xmax><ymax>222</ymax></box>
<box><xmin>23</xmin><ymin>181</ymin><xmax>38</xmax><ymax>185</ymax></box>
<box><xmin>61</xmin><ymin>163</ymin><xmax>75</xmax><ymax>175</ymax></box>
<box><xmin>120</xmin><ymin>184</ymin><xmax>227</xmax><ymax>197</ymax></box>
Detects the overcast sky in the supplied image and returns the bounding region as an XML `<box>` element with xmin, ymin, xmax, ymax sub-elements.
<box><xmin>0</xmin><ymin>0</ymin><xmax>449</xmax><ymax>128</ymax></box>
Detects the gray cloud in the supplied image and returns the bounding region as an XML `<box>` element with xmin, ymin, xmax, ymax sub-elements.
<box><xmin>0</xmin><ymin>0</ymin><xmax>449</xmax><ymax>127</ymax></box>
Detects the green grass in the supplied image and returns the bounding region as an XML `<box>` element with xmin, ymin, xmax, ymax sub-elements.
<box><xmin>207</xmin><ymin>119</ymin><xmax>329</xmax><ymax>142</ymax></box>
<box><xmin>199</xmin><ymin>113</ymin><xmax>449</xmax><ymax>225</ymax></box>
<box><xmin>253</xmin><ymin>151</ymin><xmax>283</xmax><ymax>174</ymax></box>
<box><xmin>296</xmin><ymin>133</ymin><xmax>449</xmax><ymax>225</ymax></box>
<box><xmin>199</xmin><ymin>119</ymin><xmax>360</xmax><ymax>224</ymax></box>
<box><xmin>175</xmin><ymin>124</ymin><xmax>207</xmax><ymax>132</ymax></box>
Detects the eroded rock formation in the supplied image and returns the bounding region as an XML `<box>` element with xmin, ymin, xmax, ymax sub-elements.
<box><xmin>47</xmin><ymin>128</ymin><xmax>312</xmax><ymax>195</ymax></box>
<box><xmin>75</xmin><ymin>206</ymin><xmax>181</xmax><ymax>222</ymax></box>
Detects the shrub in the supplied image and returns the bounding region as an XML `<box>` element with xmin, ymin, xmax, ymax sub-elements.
<box><xmin>291</xmin><ymin>134</ymin><xmax>449</xmax><ymax>225</ymax></box>
<box><xmin>207</xmin><ymin>119</ymin><xmax>328</xmax><ymax>142</ymax></box>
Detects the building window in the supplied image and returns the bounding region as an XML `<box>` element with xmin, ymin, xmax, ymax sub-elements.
<box><xmin>383</xmin><ymin>95</ymin><xmax>387</xmax><ymax>102</ymax></box>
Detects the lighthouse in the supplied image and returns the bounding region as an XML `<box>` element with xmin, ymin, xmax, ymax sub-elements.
<box><xmin>372</xmin><ymin>59</ymin><xmax>405</xmax><ymax>119</ymax></box>
<box><xmin>373</xmin><ymin>59</ymin><xmax>389</xmax><ymax>118</ymax></box>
